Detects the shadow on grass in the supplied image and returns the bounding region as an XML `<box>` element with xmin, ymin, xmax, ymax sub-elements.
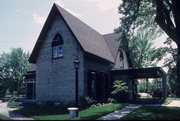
<box><xmin>120</xmin><ymin>106</ymin><xmax>180</xmax><ymax>120</ymax></box>
<box><xmin>14</xmin><ymin>105</ymin><xmax>69</xmax><ymax>117</ymax></box>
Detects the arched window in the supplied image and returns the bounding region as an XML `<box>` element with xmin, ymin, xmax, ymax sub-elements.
<box><xmin>52</xmin><ymin>33</ymin><xmax>64</xmax><ymax>59</ymax></box>
<box><xmin>119</xmin><ymin>51</ymin><xmax>124</xmax><ymax>68</ymax></box>
<box><xmin>119</xmin><ymin>51</ymin><xmax>124</xmax><ymax>61</ymax></box>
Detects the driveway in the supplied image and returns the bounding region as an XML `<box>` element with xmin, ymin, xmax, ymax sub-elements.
<box><xmin>165</xmin><ymin>100</ymin><xmax>180</xmax><ymax>107</ymax></box>
<box><xmin>0</xmin><ymin>102</ymin><xmax>34</xmax><ymax>120</ymax></box>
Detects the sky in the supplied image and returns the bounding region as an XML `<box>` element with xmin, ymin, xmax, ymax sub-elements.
<box><xmin>0</xmin><ymin>0</ymin><xmax>122</xmax><ymax>54</ymax></box>
<box><xmin>0</xmin><ymin>0</ymin><xmax>177</xmax><ymax>69</ymax></box>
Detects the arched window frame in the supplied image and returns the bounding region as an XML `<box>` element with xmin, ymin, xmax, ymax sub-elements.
<box><xmin>119</xmin><ymin>50</ymin><xmax>124</xmax><ymax>68</ymax></box>
<box><xmin>52</xmin><ymin>33</ymin><xmax>64</xmax><ymax>59</ymax></box>
<box><xmin>119</xmin><ymin>51</ymin><xmax>124</xmax><ymax>61</ymax></box>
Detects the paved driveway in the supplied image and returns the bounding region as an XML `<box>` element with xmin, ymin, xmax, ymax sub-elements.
<box><xmin>165</xmin><ymin>100</ymin><xmax>180</xmax><ymax>107</ymax></box>
<box><xmin>0</xmin><ymin>102</ymin><xmax>34</xmax><ymax>120</ymax></box>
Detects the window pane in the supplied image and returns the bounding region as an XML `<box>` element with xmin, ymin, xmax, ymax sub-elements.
<box><xmin>57</xmin><ymin>46</ymin><xmax>63</xmax><ymax>57</ymax></box>
<box><xmin>53</xmin><ymin>46</ymin><xmax>58</xmax><ymax>58</ymax></box>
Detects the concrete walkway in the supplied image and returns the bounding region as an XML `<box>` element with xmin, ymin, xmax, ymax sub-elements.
<box><xmin>0</xmin><ymin>102</ymin><xmax>34</xmax><ymax>120</ymax></box>
<box><xmin>163</xmin><ymin>100</ymin><xmax>180</xmax><ymax>107</ymax></box>
<box><xmin>97</xmin><ymin>104</ymin><xmax>141</xmax><ymax>120</ymax></box>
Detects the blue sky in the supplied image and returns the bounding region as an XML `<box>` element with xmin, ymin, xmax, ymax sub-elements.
<box><xmin>0</xmin><ymin>0</ymin><xmax>122</xmax><ymax>54</ymax></box>
<box><xmin>0</xmin><ymin>0</ymin><xmax>176</xmax><ymax>56</ymax></box>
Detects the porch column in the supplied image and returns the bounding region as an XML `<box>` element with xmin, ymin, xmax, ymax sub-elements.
<box><xmin>162</xmin><ymin>74</ymin><xmax>167</xmax><ymax>101</ymax></box>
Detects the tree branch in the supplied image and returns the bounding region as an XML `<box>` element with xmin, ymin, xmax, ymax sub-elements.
<box><xmin>155</xmin><ymin>0</ymin><xmax>177</xmax><ymax>43</ymax></box>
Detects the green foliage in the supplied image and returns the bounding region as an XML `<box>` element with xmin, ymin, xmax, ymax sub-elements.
<box><xmin>79</xmin><ymin>96</ymin><xmax>97</xmax><ymax>109</ymax></box>
<box><xmin>7</xmin><ymin>101</ymin><xmax>22</xmax><ymax>107</ymax></box>
<box><xmin>0</xmin><ymin>48</ymin><xmax>30</xmax><ymax>97</ymax></box>
<box><xmin>116</xmin><ymin>0</ymin><xmax>180</xmax><ymax>97</ymax></box>
<box><xmin>111</xmin><ymin>80</ymin><xmax>128</xmax><ymax>95</ymax></box>
<box><xmin>107</xmin><ymin>98</ymin><xmax>117</xmax><ymax>104</ymax></box>
<box><xmin>0</xmin><ymin>114</ymin><xmax>11</xmax><ymax>120</ymax></box>
<box><xmin>111</xmin><ymin>80</ymin><xmax>129</xmax><ymax>102</ymax></box>
<box><xmin>129</xmin><ymin>29</ymin><xmax>162</xmax><ymax>68</ymax></box>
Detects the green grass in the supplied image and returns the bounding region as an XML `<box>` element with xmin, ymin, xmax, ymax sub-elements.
<box><xmin>14</xmin><ymin>103</ymin><xmax>128</xmax><ymax>120</ymax></box>
<box><xmin>120</xmin><ymin>106</ymin><xmax>180</xmax><ymax>120</ymax></box>
<box><xmin>0</xmin><ymin>114</ymin><xmax>11</xmax><ymax>120</ymax></box>
<box><xmin>7</xmin><ymin>101</ymin><xmax>22</xmax><ymax>107</ymax></box>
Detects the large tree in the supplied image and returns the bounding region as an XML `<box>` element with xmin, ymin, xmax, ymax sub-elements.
<box><xmin>0</xmin><ymin>48</ymin><xmax>30</xmax><ymax>97</ymax></box>
<box><xmin>115</xmin><ymin>0</ymin><xmax>180</xmax><ymax>96</ymax></box>
<box><xmin>130</xmin><ymin>28</ymin><xmax>163</xmax><ymax>68</ymax></box>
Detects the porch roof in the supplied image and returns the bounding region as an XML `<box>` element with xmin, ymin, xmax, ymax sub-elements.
<box><xmin>111</xmin><ymin>67</ymin><xmax>166</xmax><ymax>79</ymax></box>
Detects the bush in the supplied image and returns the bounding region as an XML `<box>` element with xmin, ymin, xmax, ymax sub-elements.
<box><xmin>79</xmin><ymin>96</ymin><xmax>97</xmax><ymax>109</ymax></box>
<box><xmin>107</xmin><ymin>98</ymin><xmax>117</xmax><ymax>104</ymax></box>
<box><xmin>111</xmin><ymin>80</ymin><xmax>129</xmax><ymax>102</ymax></box>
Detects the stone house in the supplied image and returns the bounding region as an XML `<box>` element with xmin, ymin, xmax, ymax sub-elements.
<box><xmin>25</xmin><ymin>3</ymin><xmax>167</xmax><ymax>104</ymax></box>
<box><xmin>25</xmin><ymin>3</ymin><xmax>130</xmax><ymax>104</ymax></box>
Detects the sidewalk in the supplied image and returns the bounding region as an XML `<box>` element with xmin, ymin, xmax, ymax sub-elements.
<box><xmin>96</xmin><ymin>104</ymin><xmax>141</xmax><ymax>120</ymax></box>
<box><xmin>0</xmin><ymin>102</ymin><xmax>34</xmax><ymax>120</ymax></box>
<box><xmin>163</xmin><ymin>100</ymin><xmax>180</xmax><ymax>107</ymax></box>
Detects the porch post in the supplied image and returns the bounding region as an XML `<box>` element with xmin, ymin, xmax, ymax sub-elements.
<box><xmin>162</xmin><ymin>74</ymin><xmax>167</xmax><ymax>101</ymax></box>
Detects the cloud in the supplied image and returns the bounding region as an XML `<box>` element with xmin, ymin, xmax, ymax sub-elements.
<box><xmin>80</xmin><ymin>0</ymin><xmax>121</xmax><ymax>12</ymax></box>
<box><xmin>54</xmin><ymin>0</ymin><xmax>82</xmax><ymax>17</ymax></box>
<box><xmin>54</xmin><ymin>0</ymin><xmax>65</xmax><ymax>8</ymax></box>
<box><xmin>32</xmin><ymin>14</ymin><xmax>45</xmax><ymax>25</ymax></box>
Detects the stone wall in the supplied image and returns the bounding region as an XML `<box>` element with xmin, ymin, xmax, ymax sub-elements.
<box><xmin>36</xmin><ymin>14</ymin><xmax>84</xmax><ymax>104</ymax></box>
<box><xmin>83</xmin><ymin>55</ymin><xmax>112</xmax><ymax>97</ymax></box>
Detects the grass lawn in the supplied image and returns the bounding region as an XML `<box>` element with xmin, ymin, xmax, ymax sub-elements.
<box><xmin>14</xmin><ymin>103</ymin><xmax>128</xmax><ymax>120</ymax></box>
<box><xmin>7</xmin><ymin>101</ymin><xmax>22</xmax><ymax>107</ymax></box>
<box><xmin>0</xmin><ymin>114</ymin><xmax>11</xmax><ymax>120</ymax></box>
<box><xmin>120</xmin><ymin>106</ymin><xmax>180</xmax><ymax>120</ymax></box>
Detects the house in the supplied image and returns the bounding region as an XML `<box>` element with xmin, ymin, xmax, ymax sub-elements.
<box><xmin>25</xmin><ymin>3</ymin><xmax>129</xmax><ymax>104</ymax></box>
<box><xmin>25</xmin><ymin>3</ymin><xmax>167</xmax><ymax>105</ymax></box>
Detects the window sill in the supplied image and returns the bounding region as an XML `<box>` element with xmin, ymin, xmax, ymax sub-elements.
<box><xmin>52</xmin><ymin>56</ymin><xmax>63</xmax><ymax>60</ymax></box>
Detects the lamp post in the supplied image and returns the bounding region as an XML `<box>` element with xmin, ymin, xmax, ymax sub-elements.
<box><xmin>73</xmin><ymin>55</ymin><xmax>80</xmax><ymax>107</ymax></box>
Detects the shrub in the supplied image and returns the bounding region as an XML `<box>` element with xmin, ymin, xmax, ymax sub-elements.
<box><xmin>107</xmin><ymin>98</ymin><xmax>117</xmax><ymax>104</ymax></box>
<box><xmin>79</xmin><ymin>96</ymin><xmax>97</xmax><ymax>109</ymax></box>
<box><xmin>111</xmin><ymin>80</ymin><xmax>129</xmax><ymax>102</ymax></box>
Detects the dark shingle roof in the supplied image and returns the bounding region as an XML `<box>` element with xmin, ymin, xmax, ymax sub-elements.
<box><xmin>29</xmin><ymin>4</ymin><xmax>120</xmax><ymax>63</ymax></box>
<box><xmin>56</xmin><ymin>4</ymin><xmax>114</xmax><ymax>63</ymax></box>
<box><xmin>103</xmin><ymin>33</ymin><xmax>120</xmax><ymax>61</ymax></box>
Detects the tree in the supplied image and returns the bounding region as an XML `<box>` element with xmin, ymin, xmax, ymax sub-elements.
<box><xmin>0</xmin><ymin>48</ymin><xmax>30</xmax><ymax>96</ymax></box>
<box><xmin>111</xmin><ymin>80</ymin><xmax>128</xmax><ymax>95</ymax></box>
<box><xmin>111</xmin><ymin>80</ymin><xmax>129</xmax><ymax>102</ymax></box>
<box><xmin>129</xmin><ymin>28</ymin><xmax>163</xmax><ymax>68</ymax></box>
<box><xmin>115</xmin><ymin>0</ymin><xmax>180</xmax><ymax>96</ymax></box>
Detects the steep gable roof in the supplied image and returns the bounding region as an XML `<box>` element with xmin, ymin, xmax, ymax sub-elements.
<box><xmin>29</xmin><ymin>3</ymin><xmax>114</xmax><ymax>63</ymax></box>
<box><xmin>103</xmin><ymin>33</ymin><xmax>120</xmax><ymax>61</ymax></box>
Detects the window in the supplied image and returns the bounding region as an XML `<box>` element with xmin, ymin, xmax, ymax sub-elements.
<box><xmin>88</xmin><ymin>71</ymin><xmax>97</xmax><ymax>99</ymax></box>
<box><xmin>87</xmin><ymin>71</ymin><xmax>108</xmax><ymax>101</ymax></box>
<box><xmin>119</xmin><ymin>51</ymin><xmax>124</xmax><ymax>61</ymax></box>
<box><xmin>52</xmin><ymin>33</ymin><xmax>64</xmax><ymax>59</ymax></box>
<box><xmin>119</xmin><ymin>51</ymin><xmax>124</xmax><ymax>68</ymax></box>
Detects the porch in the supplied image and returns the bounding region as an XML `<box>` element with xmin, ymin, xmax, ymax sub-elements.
<box><xmin>111</xmin><ymin>67</ymin><xmax>167</xmax><ymax>104</ymax></box>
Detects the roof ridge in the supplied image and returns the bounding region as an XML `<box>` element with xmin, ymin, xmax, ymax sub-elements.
<box><xmin>54</xmin><ymin>3</ymin><xmax>103</xmax><ymax>36</ymax></box>
<box><xmin>55</xmin><ymin>3</ymin><xmax>114</xmax><ymax>63</ymax></box>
